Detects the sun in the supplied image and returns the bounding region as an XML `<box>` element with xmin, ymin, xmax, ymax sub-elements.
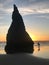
<box><xmin>28</xmin><ymin>32</ymin><xmax>37</xmax><ymax>41</ymax></box>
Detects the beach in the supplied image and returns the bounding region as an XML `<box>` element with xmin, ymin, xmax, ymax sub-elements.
<box><xmin>0</xmin><ymin>42</ymin><xmax>49</xmax><ymax>65</ymax></box>
<box><xmin>0</xmin><ymin>42</ymin><xmax>49</xmax><ymax>59</ymax></box>
<box><xmin>0</xmin><ymin>53</ymin><xmax>49</xmax><ymax>65</ymax></box>
<box><xmin>0</xmin><ymin>0</ymin><xmax>49</xmax><ymax>65</ymax></box>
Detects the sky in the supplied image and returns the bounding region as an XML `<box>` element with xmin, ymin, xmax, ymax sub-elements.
<box><xmin>0</xmin><ymin>0</ymin><xmax>49</xmax><ymax>42</ymax></box>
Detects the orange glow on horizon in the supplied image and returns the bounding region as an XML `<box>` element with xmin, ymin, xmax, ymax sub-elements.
<box><xmin>26</xmin><ymin>27</ymin><xmax>49</xmax><ymax>41</ymax></box>
<box><xmin>0</xmin><ymin>32</ymin><xmax>49</xmax><ymax>42</ymax></box>
<box><xmin>28</xmin><ymin>31</ymin><xmax>49</xmax><ymax>41</ymax></box>
<box><xmin>0</xmin><ymin>34</ymin><xmax>6</xmax><ymax>42</ymax></box>
<box><xmin>0</xmin><ymin>34</ymin><xmax>49</xmax><ymax>42</ymax></box>
<box><xmin>0</xmin><ymin>28</ymin><xmax>49</xmax><ymax>42</ymax></box>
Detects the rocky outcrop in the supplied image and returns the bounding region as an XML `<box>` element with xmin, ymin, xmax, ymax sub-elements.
<box><xmin>5</xmin><ymin>4</ymin><xmax>34</xmax><ymax>54</ymax></box>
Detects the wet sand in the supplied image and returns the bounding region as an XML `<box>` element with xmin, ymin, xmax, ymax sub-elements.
<box><xmin>0</xmin><ymin>53</ymin><xmax>49</xmax><ymax>65</ymax></box>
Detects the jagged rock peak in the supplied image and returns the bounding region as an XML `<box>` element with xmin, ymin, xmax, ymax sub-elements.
<box><xmin>13</xmin><ymin>4</ymin><xmax>18</xmax><ymax>12</ymax></box>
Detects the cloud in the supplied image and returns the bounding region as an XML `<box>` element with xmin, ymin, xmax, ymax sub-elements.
<box><xmin>19</xmin><ymin>7</ymin><xmax>49</xmax><ymax>15</ymax></box>
<box><xmin>36</xmin><ymin>13</ymin><xmax>49</xmax><ymax>19</ymax></box>
<box><xmin>3</xmin><ymin>8</ymin><xmax>13</xmax><ymax>14</ymax></box>
<box><xmin>0</xmin><ymin>0</ymin><xmax>49</xmax><ymax>15</ymax></box>
<box><xmin>0</xmin><ymin>0</ymin><xmax>13</xmax><ymax>6</ymax></box>
<box><xmin>14</xmin><ymin>0</ymin><xmax>49</xmax><ymax>8</ymax></box>
<box><xmin>0</xmin><ymin>17</ymin><xmax>3</xmax><ymax>19</ymax></box>
<box><xmin>0</xmin><ymin>0</ymin><xmax>13</xmax><ymax>24</ymax></box>
<box><xmin>0</xmin><ymin>0</ymin><xmax>49</xmax><ymax>19</ymax></box>
<box><xmin>0</xmin><ymin>0</ymin><xmax>13</xmax><ymax>16</ymax></box>
<box><xmin>19</xmin><ymin>7</ymin><xmax>34</xmax><ymax>15</ymax></box>
<box><xmin>13</xmin><ymin>0</ymin><xmax>49</xmax><ymax>15</ymax></box>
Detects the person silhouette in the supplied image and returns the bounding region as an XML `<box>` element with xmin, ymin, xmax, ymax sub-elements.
<box><xmin>38</xmin><ymin>42</ymin><xmax>40</xmax><ymax>51</ymax></box>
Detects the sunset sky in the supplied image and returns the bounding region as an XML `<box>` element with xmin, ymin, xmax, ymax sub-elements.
<box><xmin>0</xmin><ymin>0</ymin><xmax>49</xmax><ymax>42</ymax></box>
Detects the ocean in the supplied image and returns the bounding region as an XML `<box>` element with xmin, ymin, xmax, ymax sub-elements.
<box><xmin>0</xmin><ymin>41</ymin><xmax>49</xmax><ymax>59</ymax></box>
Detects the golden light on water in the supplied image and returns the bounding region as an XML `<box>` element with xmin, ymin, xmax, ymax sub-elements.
<box><xmin>33</xmin><ymin>45</ymin><xmax>49</xmax><ymax>59</ymax></box>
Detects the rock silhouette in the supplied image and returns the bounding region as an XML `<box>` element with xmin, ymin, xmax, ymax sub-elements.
<box><xmin>5</xmin><ymin>4</ymin><xmax>34</xmax><ymax>54</ymax></box>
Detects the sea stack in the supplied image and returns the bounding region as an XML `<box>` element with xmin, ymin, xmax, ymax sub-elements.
<box><xmin>5</xmin><ymin>4</ymin><xmax>34</xmax><ymax>54</ymax></box>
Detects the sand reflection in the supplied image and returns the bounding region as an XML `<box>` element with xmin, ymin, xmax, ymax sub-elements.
<box><xmin>33</xmin><ymin>45</ymin><xmax>49</xmax><ymax>59</ymax></box>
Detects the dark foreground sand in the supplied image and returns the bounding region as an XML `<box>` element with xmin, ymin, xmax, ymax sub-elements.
<box><xmin>0</xmin><ymin>53</ymin><xmax>49</xmax><ymax>65</ymax></box>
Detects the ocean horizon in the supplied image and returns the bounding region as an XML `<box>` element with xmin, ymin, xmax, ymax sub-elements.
<box><xmin>0</xmin><ymin>41</ymin><xmax>49</xmax><ymax>59</ymax></box>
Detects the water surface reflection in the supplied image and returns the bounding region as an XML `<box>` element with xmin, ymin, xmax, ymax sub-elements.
<box><xmin>33</xmin><ymin>45</ymin><xmax>49</xmax><ymax>59</ymax></box>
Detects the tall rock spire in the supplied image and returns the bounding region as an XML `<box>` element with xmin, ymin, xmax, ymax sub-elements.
<box><xmin>5</xmin><ymin>4</ymin><xmax>34</xmax><ymax>54</ymax></box>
